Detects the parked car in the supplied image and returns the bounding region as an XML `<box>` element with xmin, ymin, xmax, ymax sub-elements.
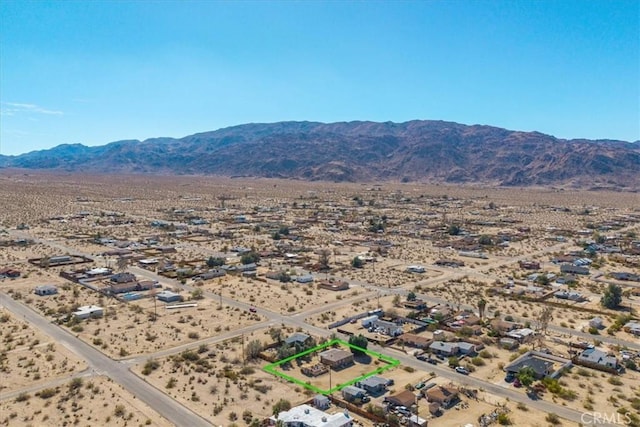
<box><xmin>513</xmin><ymin>378</ymin><xmax>522</xmax><ymax>388</ymax></box>
<box><xmin>249</xmin><ymin>307</ymin><xmax>257</xmax><ymax>313</ymax></box>
<box><xmin>505</xmin><ymin>372</ymin><xmax>515</xmax><ymax>383</ymax></box>
<box><xmin>455</xmin><ymin>366</ymin><xmax>469</xmax><ymax>375</ymax></box>
<box><xmin>395</xmin><ymin>406</ymin><xmax>411</xmax><ymax>416</ymax></box>
<box><xmin>427</xmin><ymin>358</ymin><xmax>439</xmax><ymax>365</ymax></box>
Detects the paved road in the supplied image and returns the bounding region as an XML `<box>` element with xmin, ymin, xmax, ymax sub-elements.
<box><xmin>383</xmin><ymin>347</ymin><xmax>618</xmax><ymax>427</ymax></box>
<box><xmin>0</xmin><ymin>293</ymin><xmax>212</xmax><ymax>427</ymax></box>
<box><xmin>6</xmin><ymin>228</ymin><xmax>636</xmax><ymax>426</ymax></box>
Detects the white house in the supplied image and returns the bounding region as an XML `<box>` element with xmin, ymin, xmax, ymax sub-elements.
<box><xmin>73</xmin><ymin>305</ymin><xmax>104</xmax><ymax>319</ymax></box>
<box><xmin>406</xmin><ymin>265</ymin><xmax>426</xmax><ymax>273</ymax></box>
<box><xmin>270</xmin><ymin>404</ymin><xmax>353</xmax><ymax>427</ymax></box>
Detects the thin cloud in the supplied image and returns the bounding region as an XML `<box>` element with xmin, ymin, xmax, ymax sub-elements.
<box><xmin>1</xmin><ymin>102</ymin><xmax>64</xmax><ymax>116</ymax></box>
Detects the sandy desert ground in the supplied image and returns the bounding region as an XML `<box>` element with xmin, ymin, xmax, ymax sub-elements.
<box><xmin>1</xmin><ymin>170</ymin><xmax>639</xmax><ymax>426</ymax></box>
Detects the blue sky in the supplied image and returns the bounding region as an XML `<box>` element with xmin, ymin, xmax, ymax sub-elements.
<box><xmin>1</xmin><ymin>0</ymin><xmax>638</xmax><ymax>155</ymax></box>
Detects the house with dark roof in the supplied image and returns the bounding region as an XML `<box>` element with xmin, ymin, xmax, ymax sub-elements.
<box><xmin>504</xmin><ymin>350</ymin><xmax>571</xmax><ymax>380</ymax></box>
<box><xmin>505</xmin><ymin>355</ymin><xmax>554</xmax><ymax>379</ymax></box>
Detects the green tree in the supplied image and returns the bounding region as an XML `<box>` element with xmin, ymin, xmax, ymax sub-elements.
<box><xmin>351</xmin><ymin>257</ymin><xmax>364</xmax><ymax>268</ymax></box>
<box><xmin>447</xmin><ymin>224</ymin><xmax>461</xmax><ymax>235</ymax></box>
<box><xmin>407</xmin><ymin>291</ymin><xmax>417</xmax><ymax>301</ymax></box>
<box><xmin>601</xmin><ymin>284</ymin><xmax>623</xmax><ymax>309</ymax></box>
<box><xmin>190</xmin><ymin>288</ymin><xmax>204</xmax><ymax>300</ymax></box>
<box><xmin>348</xmin><ymin>334</ymin><xmax>368</xmax><ymax>354</ymax></box>
<box><xmin>392</xmin><ymin>294</ymin><xmax>401</xmax><ymax>306</ymax></box>
<box><xmin>269</xmin><ymin>327</ymin><xmax>283</xmax><ymax>344</ymax></box>
<box><xmin>272</xmin><ymin>399</ymin><xmax>291</xmax><ymax>416</ymax></box>
<box><xmin>516</xmin><ymin>366</ymin><xmax>536</xmax><ymax>387</ymax></box>
<box><xmin>478</xmin><ymin>235</ymin><xmax>493</xmax><ymax>246</ymax></box>
<box><xmin>278</xmin><ymin>226</ymin><xmax>290</xmax><ymax>235</ymax></box>
<box><xmin>206</xmin><ymin>257</ymin><xmax>224</xmax><ymax>268</ymax></box>
<box><xmin>240</xmin><ymin>252</ymin><xmax>260</xmax><ymax>265</ymax></box>
<box><xmin>246</xmin><ymin>339</ymin><xmax>263</xmax><ymax>361</ymax></box>
<box><xmin>448</xmin><ymin>356</ymin><xmax>460</xmax><ymax>367</ymax></box>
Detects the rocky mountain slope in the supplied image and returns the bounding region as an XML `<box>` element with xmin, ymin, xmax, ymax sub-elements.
<box><xmin>1</xmin><ymin>120</ymin><xmax>638</xmax><ymax>188</ymax></box>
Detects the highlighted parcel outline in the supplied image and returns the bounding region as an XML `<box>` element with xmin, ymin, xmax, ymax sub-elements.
<box><xmin>263</xmin><ymin>338</ymin><xmax>400</xmax><ymax>395</ymax></box>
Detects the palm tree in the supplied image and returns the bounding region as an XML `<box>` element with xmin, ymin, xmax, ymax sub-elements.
<box><xmin>477</xmin><ymin>298</ymin><xmax>487</xmax><ymax>320</ymax></box>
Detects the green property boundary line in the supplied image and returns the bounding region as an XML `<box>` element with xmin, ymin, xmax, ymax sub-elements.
<box><xmin>263</xmin><ymin>339</ymin><xmax>400</xmax><ymax>395</ymax></box>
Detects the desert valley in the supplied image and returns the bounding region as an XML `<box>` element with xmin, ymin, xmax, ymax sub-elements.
<box><xmin>0</xmin><ymin>171</ymin><xmax>639</xmax><ymax>427</ymax></box>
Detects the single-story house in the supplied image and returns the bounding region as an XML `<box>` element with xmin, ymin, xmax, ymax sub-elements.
<box><xmin>561</xmin><ymin>264</ymin><xmax>589</xmax><ymax>275</ymax></box>
<box><xmin>73</xmin><ymin>305</ymin><xmax>104</xmax><ymax>319</ymax></box>
<box><xmin>406</xmin><ymin>265</ymin><xmax>426</xmax><ymax>273</ymax></box>
<box><xmin>317</xmin><ymin>280</ymin><xmax>349</xmax><ymax>291</ymax></box>
<box><xmin>578</xmin><ymin>348</ymin><xmax>618</xmax><ymax>369</ymax></box>
<box><xmin>284</xmin><ymin>332</ymin><xmax>313</xmax><ymax>348</ymax></box>
<box><xmin>457</xmin><ymin>342</ymin><xmax>478</xmax><ymax>356</ymax></box>
<box><xmin>434</xmin><ymin>259</ymin><xmax>464</xmax><ymax>267</ymax></box>
<box><xmin>403</xmin><ymin>300</ymin><xmax>427</xmax><ymax>310</ymax></box>
<box><xmin>49</xmin><ymin>255</ymin><xmax>72</xmax><ymax>264</ymax></box>
<box><xmin>623</xmin><ymin>321</ymin><xmax>640</xmax><ymax>336</ymax></box>
<box><xmin>110</xmin><ymin>272</ymin><xmax>137</xmax><ymax>284</ymax></box>
<box><xmin>342</xmin><ymin>385</ymin><xmax>367</xmax><ymax>402</ymax></box>
<box><xmin>372</xmin><ymin>319</ymin><xmax>403</xmax><ymax>337</ymax></box>
<box><xmin>505</xmin><ymin>354</ymin><xmax>554</xmax><ymax>379</ymax></box>
<box><xmin>319</xmin><ymin>348</ymin><xmax>354</xmax><ymax>369</ymax></box>
<box><xmin>499</xmin><ymin>338</ymin><xmax>519</xmax><ymax>350</ymax></box>
<box><xmin>429</xmin><ymin>341</ymin><xmax>459</xmax><ymax>357</ymax></box>
<box><xmin>490</xmin><ymin>319</ymin><xmax>520</xmax><ymax>333</ymax></box>
<box><xmin>296</xmin><ymin>274</ymin><xmax>314</xmax><ymax>284</ymax></box>
<box><xmin>34</xmin><ymin>284</ymin><xmax>58</xmax><ymax>296</ymax></box>
<box><xmin>385</xmin><ymin>390</ymin><xmax>416</xmax><ymax>408</ymax></box>
<box><xmin>313</xmin><ymin>394</ymin><xmax>330</xmax><ymax>410</ymax></box>
<box><xmin>0</xmin><ymin>267</ymin><xmax>21</xmax><ymax>278</ymax></box>
<box><xmin>195</xmin><ymin>269</ymin><xmax>226</xmax><ymax>280</ymax></box>
<box><xmin>506</xmin><ymin>328</ymin><xmax>536</xmax><ymax>343</ymax></box>
<box><xmin>424</xmin><ymin>385</ymin><xmax>459</xmax><ymax>408</ymax></box>
<box><xmin>401</xmin><ymin>333</ymin><xmax>432</xmax><ymax>349</ymax></box>
<box><xmin>519</xmin><ymin>260</ymin><xmax>540</xmax><ymax>270</ymax></box>
<box><xmin>554</xmin><ymin>291</ymin><xmax>587</xmax><ymax>302</ymax></box>
<box><xmin>270</xmin><ymin>404</ymin><xmax>353</xmax><ymax>427</ymax></box>
<box><xmin>357</xmin><ymin>376</ymin><xmax>388</xmax><ymax>395</ymax></box>
<box><xmin>156</xmin><ymin>290</ymin><xmax>183</xmax><ymax>303</ymax></box>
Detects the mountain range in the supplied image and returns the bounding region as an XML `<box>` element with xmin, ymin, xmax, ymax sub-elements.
<box><xmin>1</xmin><ymin>120</ymin><xmax>638</xmax><ymax>188</ymax></box>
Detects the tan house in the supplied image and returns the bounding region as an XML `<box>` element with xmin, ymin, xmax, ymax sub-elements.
<box><xmin>319</xmin><ymin>348</ymin><xmax>354</xmax><ymax>369</ymax></box>
<box><xmin>424</xmin><ymin>384</ymin><xmax>459</xmax><ymax>408</ymax></box>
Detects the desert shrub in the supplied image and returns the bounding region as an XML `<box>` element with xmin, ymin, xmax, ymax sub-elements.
<box><xmin>545</xmin><ymin>413</ymin><xmax>561</xmax><ymax>425</ymax></box>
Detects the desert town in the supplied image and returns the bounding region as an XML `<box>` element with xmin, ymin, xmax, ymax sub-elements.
<box><xmin>1</xmin><ymin>171</ymin><xmax>639</xmax><ymax>427</ymax></box>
